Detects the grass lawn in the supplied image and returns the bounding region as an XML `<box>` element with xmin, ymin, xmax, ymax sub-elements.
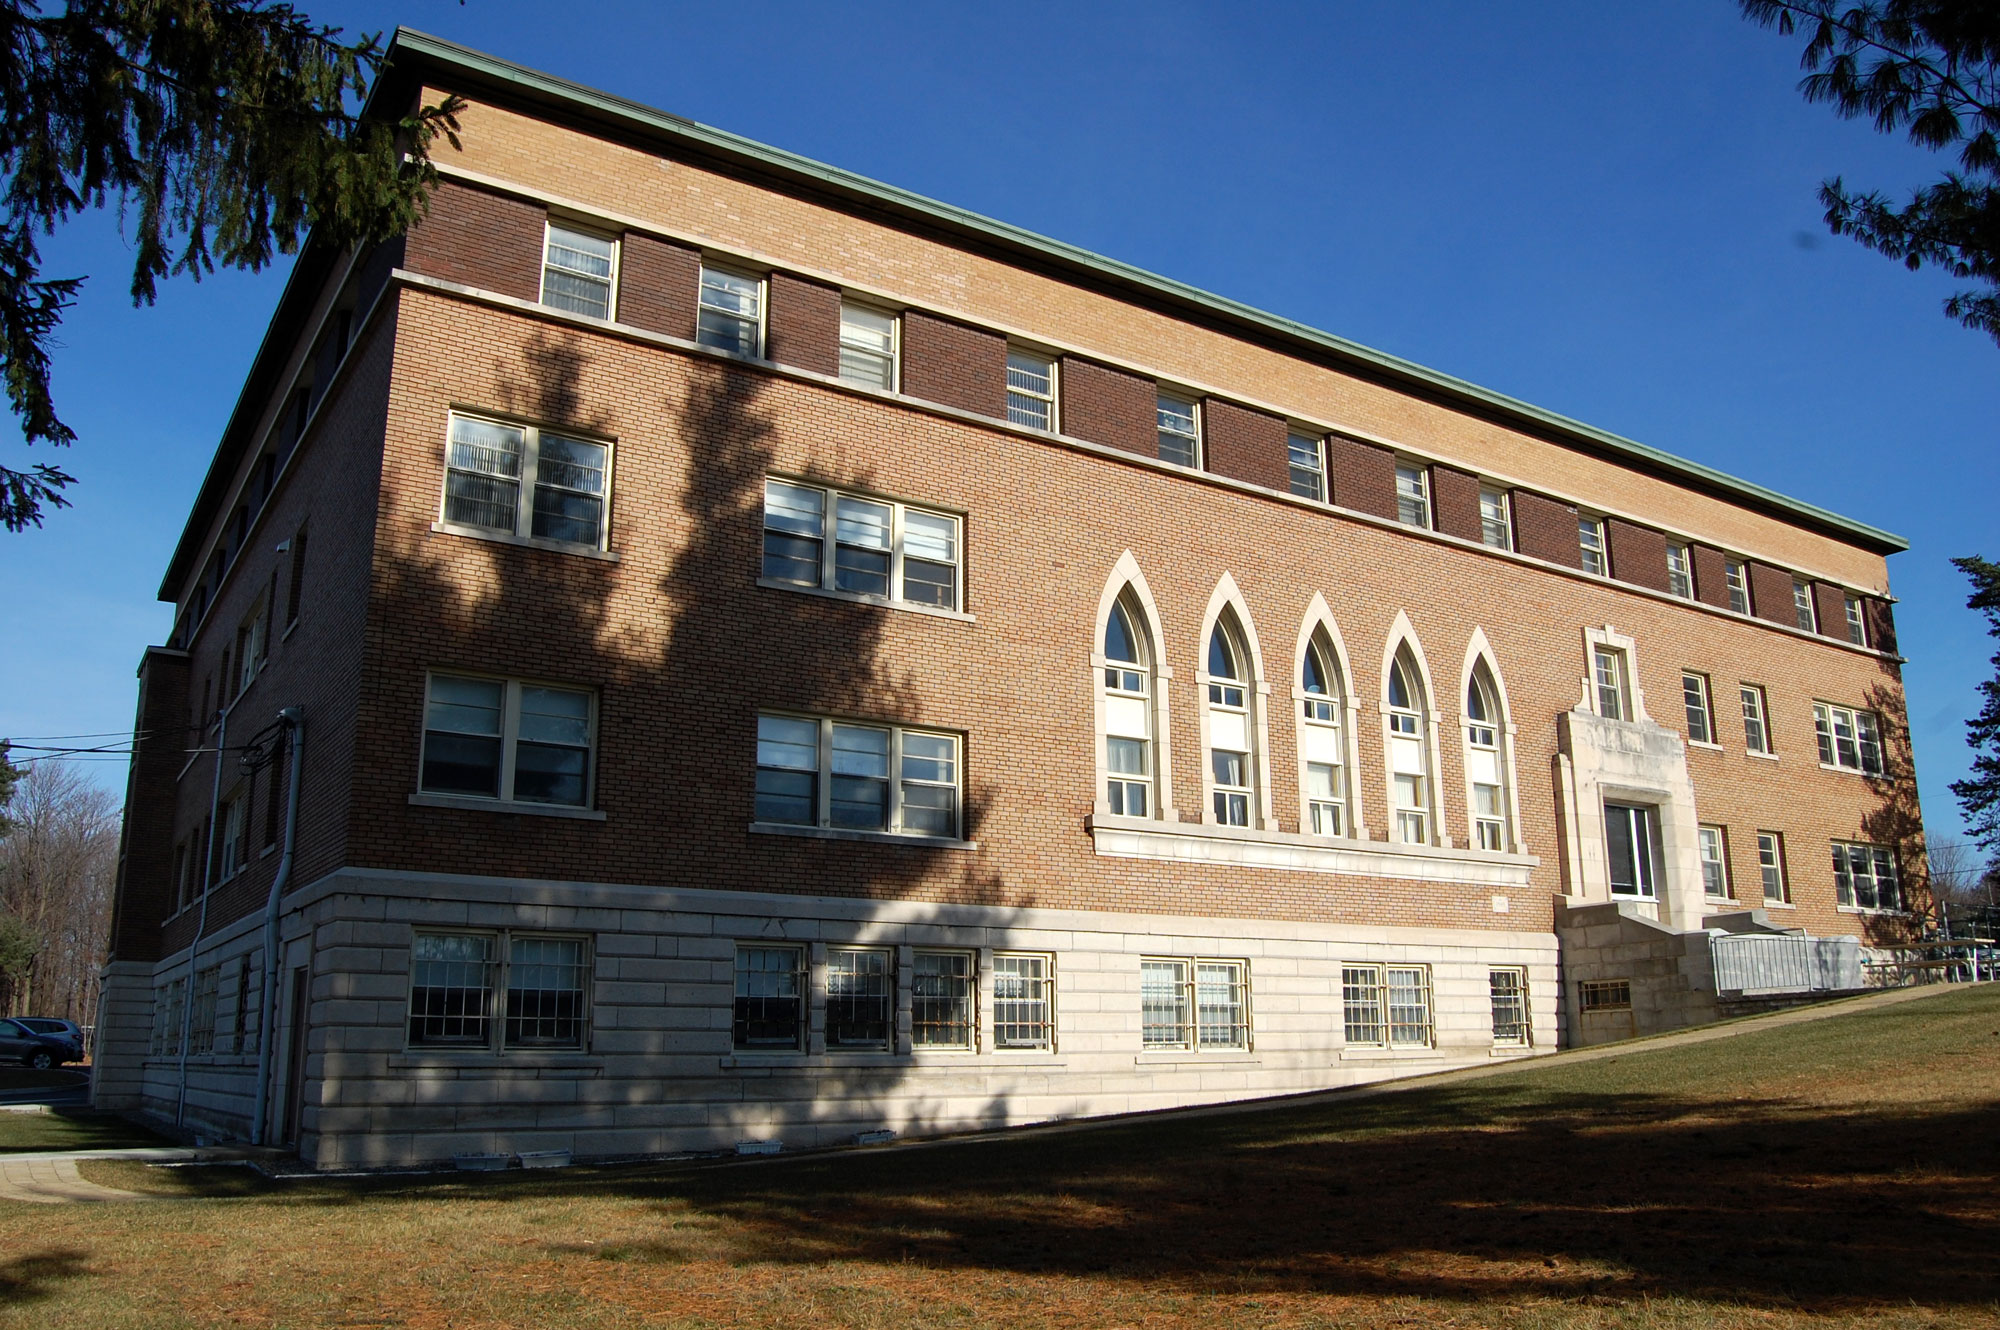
<box><xmin>4</xmin><ymin>987</ymin><xmax>1997</xmax><ymax>1329</ymax></box>
<box><xmin>0</xmin><ymin>1109</ymin><xmax>167</xmax><ymax>1155</ymax></box>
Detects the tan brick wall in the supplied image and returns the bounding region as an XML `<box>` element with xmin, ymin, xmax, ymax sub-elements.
<box><xmin>308</xmin><ymin>289</ymin><xmax>1924</xmax><ymax>948</ymax></box>
<box><xmin>106</xmin><ymin>648</ymin><xmax>189</xmax><ymax>963</ymax></box>
<box><xmin>420</xmin><ymin>92</ymin><xmax>1894</xmax><ymax>591</ymax></box>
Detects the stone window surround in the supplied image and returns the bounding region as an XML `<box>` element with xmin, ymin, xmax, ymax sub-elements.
<box><xmin>1195</xmin><ymin>573</ymin><xmax>1276</xmax><ymax>832</ymax></box>
<box><xmin>1379</xmin><ymin>612</ymin><xmax>1449</xmax><ymax>850</ymax></box>
<box><xmin>1090</xmin><ymin>552</ymin><xmax>1181</xmax><ymax>825</ymax></box>
<box><xmin>1290</xmin><ymin>593</ymin><xmax>1368</xmax><ymax>842</ymax></box>
<box><xmin>1458</xmin><ymin>630</ymin><xmax>1526</xmax><ymax>856</ymax></box>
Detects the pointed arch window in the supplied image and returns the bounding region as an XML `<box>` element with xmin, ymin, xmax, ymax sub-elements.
<box><xmin>1466</xmin><ymin>669</ymin><xmax>1509</xmax><ymax>851</ymax></box>
<box><xmin>1207</xmin><ymin>622</ymin><xmax>1253</xmax><ymax>826</ymax></box>
<box><xmin>1102</xmin><ymin>600</ymin><xmax>1154</xmax><ymax>817</ymax></box>
<box><xmin>1301</xmin><ymin>640</ymin><xmax>1346</xmax><ymax>836</ymax></box>
<box><xmin>1386</xmin><ymin>653</ymin><xmax>1431</xmax><ymax>845</ymax></box>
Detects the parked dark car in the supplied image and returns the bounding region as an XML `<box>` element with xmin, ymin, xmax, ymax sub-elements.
<box><xmin>14</xmin><ymin>1017</ymin><xmax>83</xmax><ymax>1044</ymax></box>
<box><xmin>0</xmin><ymin>1017</ymin><xmax>82</xmax><ymax>1069</ymax></box>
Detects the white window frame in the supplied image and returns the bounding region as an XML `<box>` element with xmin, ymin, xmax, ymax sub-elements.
<box><xmin>1682</xmin><ymin>671</ymin><xmax>1714</xmax><ymax>745</ymax></box>
<box><xmin>991</xmin><ymin>951</ymin><xmax>1055</xmax><ymax>1052</ymax></box>
<box><xmin>1094</xmin><ymin>570</ymin><xmax>1177</xmax><ymax>824</ymax></box>
<box><xmin>753</xmin><ymin>713</ymin><xmax>962</xmax><ymax>840</ymax></box>
<box><xmin>539</xmin><ymin>222</ymin><xmax>619</xmax><ymax>321</ymax></box>
<box><xmin>1832</xmin><ymin>840</ymin><xmax>1902</xmax><ymax>912</ymax></box>
<box><xmin>1479</xmin><ymin>487</ymin><xmax>1511</xmax><ymax>550</ymax></box>
<box><xmin>1394</xmin><ymin>462</ymin><xmax>1430</xmax><ymax>529</ymax></box>
<box><xmin>1698</xmin><ymin>824</ymin><xmax>1732</xmax><ymax>899</ymax></box>
<box><xmin>1489</xmin><ymin>967</ymin><xmax>1529</xmax><ymax>1047</ymax></box>
<box><xmin>218</xmin><ymin>787</ymin><xmax>247</xmax><ymax>881</ymax></box>
<box><xmin>1593</xmin><ymin>647</ymin><xmax>1630</xmax><ymax>721</ymax></box>
<box><xmin>824</xmin><ymin>946</ymin><xmax>895</xmax><ymax>1052</ymax></box>
<box><xmin>837</xmin><ymin>301</ymin><xmax>899</xmax><ymax>391</ymax></box>
<box><xmin>439</xmin><ymin>412</ymin><xmax>614</xmax><ymax>553</ymax></box>
<box><xmin>1578</xmin><ymin>515</ymin><xmax>1608</xmax><ymax>576</ymax></box>
<box><xmin>1287</xmin><ymin>431</ymin><xmax>1325</xmax><ymax>501</ymax></box>
<box><xmin>1342</xmin><ymin>963</ymin><xmax>1433</xmax><ymax>1049</ymax></box>
<box><xmin>1724</xmin><ymin>558</ymin><xmax>1751</xmax><ymax>614</ymax></box>
<box><xmin>406</xmin><ymin>929</ymin><xmax>593</xmax><ymax>1052</ymax></box>
<box><xmin>1757</xmin><ymin>830</ymin><xmax>1790</xmax><ymax>903</ymax></box>
<box><xmin>188</xmin><ymin>965</ymin><xmax>220</xmax><ymax>1056</ymax></box>
<box><xmin>1204</xmin><ymin>619</ymin><xmax>1257</xmax><ymax>829</ymax></box>
<box><xmin>1299</xmin><ymin>634</ymin><xmax>1351</xmax><ymax>839</ymax></box>
<box><xmin>1792</xmin><ymin>579</ymin><xmax>1818</xmax><ymax>632</ymax></box>
<box><xmin>1463</xmin><ymin>665</ymin><xmax>1512</xmax><ymax>853</ymax></box>
<box><xmin>1140</xmin><ymin>957</ymin><xmax>1250</xmax><ymax>1053</ymax></box>
<box><xmin>1814</xmin><ymin>701</ymin><xmax>1885</xmax><ymax>776</ymax></box>
<box><xmin>235</xmin><ymin>595</ymin><xmax>269</xmax><ymax>697</ymax></box>
<box><xmin>1843</xmin><ymin>594</ymin><xmax>1868</xmax><ymax>646</ymax></box>
<box><xmin>911</xmin><ymin>949</ymin><xmax>975</xmax><ymax>1051</ymax></box>
<box><xmin>419</xmin><ymin>673</ymin><xmax>598</xmax><ymax>809</ymax></box>
<box><xmin>1384</xmin><ymin>651</ymin><xmax>1434</xmax><ymax>846</ymax></box>
<box><xmin>1741</xmin><ymin>684</ymin><xmax>1773</xmax><ymax>755</ymax></box>
<box><xmin>733</xmin><ymin>944</ymin><xmax>807</xmax><ymax>1051</ymax></box>
<box><xmin>696</xmin><ymin>263</ymin><xmax>765</xmax><ymax>357</ymax></box>
<box><xmin>1156</xmin><ymin>392</ymin><xmax>1200</xmax><ymax>468</ymax></box>
<box><xmin>1666</xmin><ymin>542</ymin><xmax>1694</xmax><ymax>599</ymax></box>
<box><xmin>759</xmin><ymin>478</ymin><xmax>963</xmax><ymax>614</ymax></box>
<box><xmin>1005</xmin><ymin>349</ymin><xmax>1057</xmax><ymax>430</ymax></box>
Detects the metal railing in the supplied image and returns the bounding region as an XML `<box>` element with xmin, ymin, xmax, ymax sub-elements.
<box><xmin>1710</xmin><ymin>932</ymin><xmax>1863</xmax><ymax>994</ymax></box>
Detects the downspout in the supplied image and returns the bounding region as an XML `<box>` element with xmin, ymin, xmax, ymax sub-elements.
<box><xmin>175</xmin><ymin>698</ymin><xmax>232</xmax><ymax>1128</ymax></box>
<box><xmin>250</xmin><ymin>707</ymin><xmax>304</xmax><ymax>1146</ymax></box>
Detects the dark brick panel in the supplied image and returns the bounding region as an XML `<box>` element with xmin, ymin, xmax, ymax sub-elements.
<box><xmin>901</xmin><ymin>311</ymin><xmax>1007</xmax><ymax>417</ymax></box>
<box><xmin>1813</xmin><ymin>582</ymin><xmax>1851</xmax><ymax>641</ymax></box>
<box><xmin>402</xmin><ymin>180</ymin><xmax>545</xmax><ymax>303</ymax></box>
<box><xmin>1606</xmin><ymin>518</ymin><xmax>1670</xmax><ymax>593</ymax></box>
<box><xmin>1328</xmin><ymin>436</ymin><xmax>1397</xmax><ymax>521</ymax></box>
<box><xmin>1749</xmin><ymin>561</ymin><xmax>1796</xmax><ymax>626</ymax></box>
<box><xmin>1061</xmin><ymin>357</ymin><xmax>1155</xmax><ymax>457</ymax></box>
<box><xmin>766</xmin><ymin>272</ymin><xmax>841</xmax><ymax>377</ymax></box>
<box><xmin>1690</xmin><ymin>544</ymin><xmax>1732</xmax><ymax>610</ymax></box>
<box><xmin>1204</xmin><ymin>399</ymin><xmax>1288</xmax><ymax>491</ymax></box>
<box><xmin>1866</xmin><ymin>597</ymin><xmax>1898</xmax><ymax>653</ymax></box>
<box><xmin>1512</xmin><ymin>490</ymin><xmax>1582</xmax><ymax>568</ymax></box>
<box><xmin>1430</xmin><ymin>465</ymin><xmax>1483</xmax><ymax>543</ymax></box>
<box><xmin>617</xmin><ymin>233</ymin><xmax>700</xmax><ymax>341</ymax></box>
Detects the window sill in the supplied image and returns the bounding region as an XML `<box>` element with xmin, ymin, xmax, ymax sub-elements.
<box><xmin>1838</xmin><ymin>905</ymin><xmax>1911</xmax><ymax>917</ymax></box>
<box><xmin>1818</xmin><ymin>762</ymin><xmax>1889</xmax><ymax>780</ymax></box>
<box><xmin>721</xmin><ymin>1052</ymin><xmax>1066</xmax><ymax>1070</ymax></box>
<box><xmin>1490</xmin><ymin>1045</ymin><xmax>1534</xmax><ymax>1058</ymax></box>
<box><xmin>748</xmin><ymin>822</ymin><xmax>978</xmax><ymax>851</ymax></box>
<box><xmin>1747</xmin><ymin>750</ymin><xmax>1779</xmax><ymax>762</ymax></box>
<box><xmin>1340</xmin><ymin>1046</ymin><xmax>1442</xmax><ymax>1062</ymax></box>
<box><xmin>280</xmin><ymin>619</ymin><xmax>300</xmax><ymax>643</ymax></box>
<box><xmin>430</xmin><ymin>520</ymin><xmax>618</xmax><ymax>562</ymax></box>
<box><xmin>408</xmin><ymin>792</ymin><xmax>608</xmax><ymax>821</ymax></box>
<box><xmin>1687</xmin><ymin>740</ymin><xmax>1723</xmax><ymax>752</ymax></box>
<box><xmin>1087</xmin><ymin>812</ymin><xmax>1536</xmax><ymax>886</ymax></box>
<box><xmin>388</xmin><ymin>1050</ymin><xmax>602</xmax><ymax>1070</ymax></box>
<box><xmin>755</xmin><ymin>577</ymin><xmax>974</xmax><ymax>623</ymax></box>
<box><xmin>1134</xmin><ymin>1052</ymin><xmax>1257</xmax><ymax>1066</ymax></box>
<box><xmin>1761</xmin><ymin>899</ymin><xmax>1796</xmax><ymax>909</ymax></box>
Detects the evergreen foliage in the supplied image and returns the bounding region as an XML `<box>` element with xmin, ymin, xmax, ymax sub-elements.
<box><xmin>1742</xmin><ymin>2</ymin><xmax>2000</xmax><ymax>346</ymax></box>
<box><xmin>1950</xmin><ymin>555</ymin><xmax>2000</xmax><ymax>852</ymax></box>
<box><xmin>0</xmin><ymin>2</ymin><xmax>459</xmax><ymax>531</ymax></box>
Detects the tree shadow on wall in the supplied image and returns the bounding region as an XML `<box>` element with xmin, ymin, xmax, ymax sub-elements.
<box><xmin>1858</xmin><ymin>676</ymin><xmax>1933</xmax><ymax>940</ymax></box>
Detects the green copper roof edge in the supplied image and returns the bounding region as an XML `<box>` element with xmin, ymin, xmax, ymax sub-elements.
<box><xmin>378</xmin><ymin>29</ymin><xmax>1905</xmax><ymax>554</ymax></box>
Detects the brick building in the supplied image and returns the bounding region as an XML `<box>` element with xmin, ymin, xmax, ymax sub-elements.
<box><xmin>95</xmin><ymin>31</ymin><xmax>1926</xmax><ymax>1167</ymax></box>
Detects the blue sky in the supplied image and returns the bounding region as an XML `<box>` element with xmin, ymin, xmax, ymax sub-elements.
<box><xmin>3</xmin><ymin>2</ymin><xmax>1993</xmax><ymax>855</ymax></box>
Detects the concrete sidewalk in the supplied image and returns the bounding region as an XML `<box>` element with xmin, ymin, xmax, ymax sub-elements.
<box><xmin>0</xmin><ymin>1147</ymin><xmax>249</xmax><ymax>1204</ymax></box>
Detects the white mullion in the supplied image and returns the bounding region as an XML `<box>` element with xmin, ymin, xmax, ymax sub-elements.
<box><xmin>499</xmin><ymin>680</ymin><xmax>522</xmax><ymax>801</ymax></box>
<box><xmin>517</xmin><ymin>428</ymin><xmax>543</xmax><ymax>539</ymax></box>
<box><xmin>754</xmin><ymin>277</ymin><xmax>769</xmax><ymax>357</ymax></box>
<box><xmin>888</xmin><ymin>726</ymin><xmax>905</xmax><ymax>834</ymax></box>
<box><xmin>816</xmin><ymin>718</ymin><xmax>833</xmax><ymax>828</ymax></box>
<box><xmin>489</xmin><ymin>930</ymin><xmax>507</xmax><ymax>1052</ymax></box>
<box><xmin>820</xmin><ymin>484</ymin><xmax>839</xmax><ymax>590</ymax></box>
<box><xmin>889</xmin><ymin>502</ymin><xmax>906</xmax><ymax>604</ymax></box>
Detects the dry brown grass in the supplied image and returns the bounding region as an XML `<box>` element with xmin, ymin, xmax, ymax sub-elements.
<box><xmin>6</xmin><ymin>986</ymin><xmax>1998</xmax><ymax>1329</ymax></box>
